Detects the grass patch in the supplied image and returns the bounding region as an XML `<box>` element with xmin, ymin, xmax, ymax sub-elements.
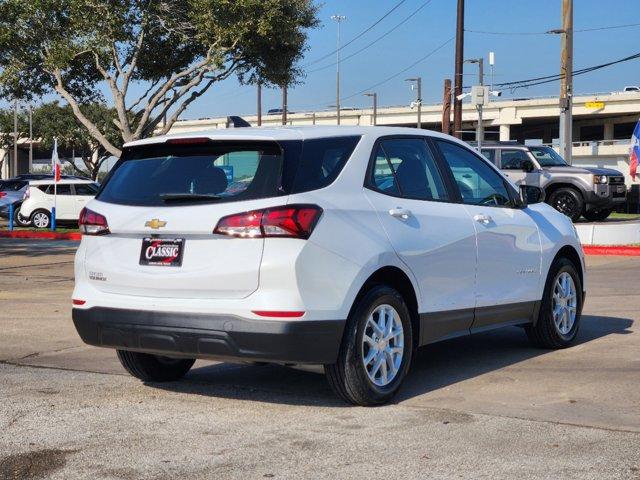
<box><xmin>610</xmin><ymin>212</ymin><xmax>640</xmax><ymax>220</ymax></box>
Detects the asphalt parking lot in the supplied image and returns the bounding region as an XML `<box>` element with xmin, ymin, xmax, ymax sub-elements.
<box><xmin>0</xmin><ymin>238</ymin><xmax>639</xmax><ymax>479</ymax></box>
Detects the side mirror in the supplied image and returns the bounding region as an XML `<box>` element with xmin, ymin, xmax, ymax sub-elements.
<box><xmin>522</xmin><ymin>159</ymin><xmax>535</xmax><ymax>173</ymax></box>
<box><xmin>519</xmin><ymin>185</ymin><xmax>544</xmax><ymax>207</ymax></box>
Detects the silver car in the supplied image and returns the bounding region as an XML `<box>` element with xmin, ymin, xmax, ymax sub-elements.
<box><xmin>477</xmin><ymin>142</ymin><xmax>626</xmax><ymax>222</ymax></box>
<box><xmin>0</xmin><ymin>179</ymin><xmax>30</xmax><ymax>226</ymax></box>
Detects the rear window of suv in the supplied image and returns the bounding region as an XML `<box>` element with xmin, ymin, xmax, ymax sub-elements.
<box><xmin>97</xmin><ymin>136</ymin><xmax>361</xmax><ymax>206</ymax></box>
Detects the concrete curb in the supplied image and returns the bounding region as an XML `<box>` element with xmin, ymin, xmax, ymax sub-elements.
<box><xmin>582</xmin><ymin>245</ymin><xmax>640</xmax><ymax>256</ymax></box>
<box><xmin>0</xmin><ymin>230</ymin><xmax>82</xmax><ymax>241</ymax></box>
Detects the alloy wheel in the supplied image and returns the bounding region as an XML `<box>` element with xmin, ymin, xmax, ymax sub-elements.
<box><xmin>361</xmin><ymin>304</ymin><xmax>404</xmax><ymax>387</ymax></box>
<box><xmin>33</xmin><ymin>212</ymin><xmax>49</xmax><ymax>228</ymax></box>
<box><xmin>552</xmin><ymin>272</ymin><xmax>577</xmax><ymax>335</ymax></box>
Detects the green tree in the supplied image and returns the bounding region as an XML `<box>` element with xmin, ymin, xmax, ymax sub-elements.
<box><xmin>0</xmin><ymin>106</ymin><xmax>27</xmax><ymax>176</ymax></box>
<box><xmin>32</xmin><ymin>102</ymin><xmax>121</xmax><ymax>180</ymax></box>
<box><xmin>0</xmin><ymin>0</ymin><xmax>317</xmax><ymax>157</ymax></box>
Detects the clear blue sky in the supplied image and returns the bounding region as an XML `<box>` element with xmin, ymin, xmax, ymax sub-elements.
<box><xmin>184</xmin><ymin>0</ymin><xmax>640</xmax><ymax>120</ymax></box>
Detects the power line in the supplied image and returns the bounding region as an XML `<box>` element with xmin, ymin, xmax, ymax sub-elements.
<box><xmin>307</xmin><ymin>0</ymin><xmax>435</xmax><ymax>74</ymax></box>
<box><xmin>492</xmin><ymin>51</ymin><xmax>640</xmax><ymax>90</ymax></box>
<box><xmin>341</xmin><ymin>36</ymin><xmax>455</xmax><ymax>102</ymax></box>
<box><xmin>292</xmin><ymin>35</ymin><xmax>454</xmax><ymax>111</ymax></box>
<box><xmin>465</xmin><ymin>22</ymin><xmax>640</xmax><ymax>36</ymax></box>
<box><xmin>301</xmin><ymin>0</ymin><xmax>409</xmax><ymax>68</ymax></box>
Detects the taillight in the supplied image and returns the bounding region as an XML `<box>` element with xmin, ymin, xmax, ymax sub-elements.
<box><xmin>214</xmin><ymin>204</ymin><xmax>322</xmax><ymax>239</ymax></box>
<box><xmin>79</xmin><ymin>207</ymin><xmax>110</xmax><ymax>235</ymax></box>
<box><xmin>0</xmin><ymin>192</ymin><xmax>5</xmax><ymax>198</ymax></box>
<box><xmin>22</xmin><ymin>188</ymin><xmax>30</xmax><ymax>200</ymax></box>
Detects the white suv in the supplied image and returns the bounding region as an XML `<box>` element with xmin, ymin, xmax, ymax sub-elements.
<box><xmin>20</xmin><ymin>179</ymin><xmax>100</xmax><ymax>228</ymax></box>
<box><xmin>72</xmin><ymin>127</ymin><xmax>586</xmax><ymax>405</ymax></box>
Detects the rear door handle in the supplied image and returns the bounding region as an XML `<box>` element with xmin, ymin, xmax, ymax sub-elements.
<box><xmin>389</xmin><ymin>207</ymin><xmax>412</xmax><ymax>220</ymax></box>
<box><xmin>474</xmin><ymin>214</ymin><xmax>493</xmax><ymax>224</ymax></box>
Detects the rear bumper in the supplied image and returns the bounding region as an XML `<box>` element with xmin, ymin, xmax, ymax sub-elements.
<box><xmin>72</xmin><ymin>307</ymin><xmax>345</xmax><ymax>364</ymax></box>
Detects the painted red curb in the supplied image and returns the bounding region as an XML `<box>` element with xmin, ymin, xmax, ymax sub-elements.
<box><xmin>583</xmin><ymin>245</ymin><xmax>640</xmax><ymax>256</ymax></box>
<box><xmin>0</xmin><ymin>230</ymin><xmax>81</xmax><ymax>240</ymax></box>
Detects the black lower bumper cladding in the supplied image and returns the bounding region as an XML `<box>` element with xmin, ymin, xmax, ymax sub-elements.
<box><xmin>73</xmin><ymin>307</ymin><xmax>345</xmax><ymax>364</ymax></box>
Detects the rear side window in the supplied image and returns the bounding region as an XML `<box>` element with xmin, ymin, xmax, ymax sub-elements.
<box><xmin>98</xmin><ymin>137</ymin><xmax>361</xmax><ymax>206</ymax></box>
<box><xmin>500</xmin><ymin>149</ymin><xmax>530</xmax><ymax>170</ymax></box>
<box><xmin>74</xmin><ymin>183</ymin><xmax>99</xmax><ymax>196</ymax></box>
<box><xmin>480</xmin><ymin>149</ymin><xmax>497</xmax><ymax>165</ymax></box>
<box><xmin>285</xmin><ymin>136</ymin><xmax>361</xmax><ymax>194</ymax></box>
<box><xmin>37</xmin><ymin>184</ymin><xmax>72</xmax><ymax>195</ymax></box>
<box><xmin>369</xmin><ymin>138</ymin><xmax>449</xmax><ymax>201</ymax></box>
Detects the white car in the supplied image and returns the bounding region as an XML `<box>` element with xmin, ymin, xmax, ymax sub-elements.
<box><xmin>20</xmin><ymin>179</ymin><xmax>100</xmax><ymax>228</ymax></box>
<box><xmin>72</xmin><ymin>127</ymin><xmax>586</xmax><ymax>406</ymax></box>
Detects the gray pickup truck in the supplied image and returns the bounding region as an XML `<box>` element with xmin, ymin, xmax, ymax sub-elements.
<box><xmin>476</xmin><ymin>142</ymin><xmax>626</xmax><ymax>222</ymax></box>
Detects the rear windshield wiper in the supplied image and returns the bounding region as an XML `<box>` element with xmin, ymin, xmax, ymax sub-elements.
<box><xmin>160</xmin><ymin>193</ymin><xmax>223</xmax><ymax>202</ymax></box>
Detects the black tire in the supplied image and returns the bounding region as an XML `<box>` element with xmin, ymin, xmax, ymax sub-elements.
<box><xmin>547</xmin><ymin>187</ymin><xmax>584</xmax><ymax>222</ymax></box>
<box><xmin>116</xmin><ymin>350</ymin><xmax>195</xmax><ymax>382</ymax></box>
<box><xmin>526</xmin><ymin>257</ymin><xmax>583</xmax><ymax>349</ymax></box>
<box><xmin>325</xmin><ymin>285</ymin><xmax>413</xmax><ymax>406</ymax></box>
<box><xmin>13</xmin><ymin>205</ymin><xmax>31</xmax><ymax>227</ymax></box>
<box><xmin>30</xmin><ymin>209</ymin><xmax>51</xmax><ymax>229</ymax></box>
<box><xmin>583</xmin><ymin>208</ymin><xmax>613</xmax><ymax>222</ymax></box>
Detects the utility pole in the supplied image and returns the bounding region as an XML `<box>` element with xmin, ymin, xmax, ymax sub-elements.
<box><xmin>257</xmin><ymin>81</ymin><xmax>262</xmax><ymax>126</ymax></box>
<box><xmin>13</xmin><ymin>99</ymin><xmax>18</xmax><ymax>177</ymax></box>
<box><xmin>560</xmin><ymin>0</ymin><xmax>573</xmax><ymax>164</ymax></box>
<box><xmin>331</xmin><ymin>15</ymin><xmax>346</xmax><ymax>125</ymax></box>
<box><xmin>364</xmin><ymin>92</ymin><xmax>377</xmax><ymax>125</ymax></box>
<box><xmin>477</xmin><ymin>58</ymin><xmax>484</xmax><ymax>148</ymax></box>
<box><xmin>442</xmin><ymin>79</ymin><xmax>452</xmax><ymax>134</ymax></box>
<box><xmin>28</xmin><ymin>105</ymin><xmax>33</xmax><ymax>172</ymax></box>
<box><xmin>453</xmin><ymin>0</ymin><xmax>465</xmax><ymax>138</ymax></box>
<box><xmin>282</xmin><ymin>84</ymin><xmax>288</xmax><ymax>125</ymax></box>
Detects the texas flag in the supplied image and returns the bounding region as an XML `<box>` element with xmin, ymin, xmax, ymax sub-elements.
<box><xmin>51</xmin><ymin>138</ymin><xmax>61</xmax><ymax>182</ymax></box>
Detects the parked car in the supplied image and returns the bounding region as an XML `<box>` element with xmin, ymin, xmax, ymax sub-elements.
<box><xmin>476</xmin><ymin>141</ymin><xmax>626</xmax><ymax>221</ymax></box>
<box><xmin>0</xmin><ymin>178</ymin><xmax>31</xmax><ymax>226</ymax></box>
<box><xmin>266</xmin><ymin>108</ymin><xmax>295</xmax><ymax>115</ymax></box>
<box><xmin>611</xmin><ymin>86</ymin><xmax>640</xmax><ymax>94</ymax></box>
<box><xmin>72</xmin><ymin>127</ymin><xmax>585</xmax><ymax>406</ymax></box>
<box><xmin>19</xmin><ymin>179</ymin><xmax>100</xmax><ymax>228</ymax></box>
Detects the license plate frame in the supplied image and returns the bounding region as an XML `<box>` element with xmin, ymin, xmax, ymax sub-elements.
<box><xmin>139</xmin><ymin>238</ymin><xmax>185</xmax><ymax>267</ymax></box>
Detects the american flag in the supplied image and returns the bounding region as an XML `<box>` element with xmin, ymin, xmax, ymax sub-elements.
<box><xmin>51</xmin><ymin>138</ymin><xmax>61</xmax><ymax>182</ymax></box>
<box><xmin>631</xmin><ymin>120</ymin><xmax>640</xmax><ymax>179</ymax></box>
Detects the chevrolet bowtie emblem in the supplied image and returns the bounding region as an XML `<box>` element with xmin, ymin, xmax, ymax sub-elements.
<box><xmin>145</xmin><ymin>219</ymin><xmax>167</xmax><ymax>229</ymax></box>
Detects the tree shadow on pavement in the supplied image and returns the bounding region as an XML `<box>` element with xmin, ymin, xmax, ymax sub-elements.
<box><xmin>148</xmin><ymin>314</ymin><xmax>633</xmax><ymax>407</ymax></box>
<box><xmin>0</xmin><ymin>239</ymin><xmax>78</xmax><ymax>258</ymax></box>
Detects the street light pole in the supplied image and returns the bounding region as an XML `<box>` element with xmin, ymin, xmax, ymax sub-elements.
<box><xmin>453</xmin><ymin>0</ymin><xmax>465</xmax><ymax>138</ymax></box>
<box><xmin>465</xmin><ymin>58</ymin><xmax>484</xmax><ymax>149</ymax></box>
<box><xmin>13</xmin><ymin>99</ymin><xmax>18</xmax><ymax>177</ymax></box>
<box><xmin>282</xmin><ymin>84</ymin><xmax>288</xmax><ymax>125</ymax></box>
<box><xmin>331</xmin><ymin>15</ymin><xmax>346</xmax><ymax>125</ymax></box>
<box><xmin>477</xmin><ymin>58</ymin><xmax>484</xmax><ymax>148</ymax></box>
<box><xmin>257</xmin><ymin>81</ymin><xmax>262</xmax><ymax>126</ymax></box>
<box><xmin>364</xmin><ymin>92</ymin><xmax>377</xmax><ymax>125</ymax></box>
<box><xmin>28</xmin><ymin>105</ymin><xmax>33</xmax><ymax>172</ymax></box>
<box><xmin>405</xmin><ymin>78</ymin><xmax>422</xmax><ymax>129</ymax></box>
